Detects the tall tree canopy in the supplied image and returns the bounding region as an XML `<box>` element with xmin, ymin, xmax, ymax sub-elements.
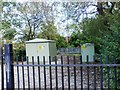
<box><xmin>2</xmin><ymin>2</ymin><xmax>60</xmax><ymax>42</ymax></box>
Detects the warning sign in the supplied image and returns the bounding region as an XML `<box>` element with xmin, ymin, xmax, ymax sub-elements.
<box><xmin>38</xmin><ymin>46</ymin><xmax>43</xmax><ymax>50</ymax></box>
<box><xmin>81</xmin><ymin>45</ymin><xmax>86</xmax><ymax>50</ymax></box>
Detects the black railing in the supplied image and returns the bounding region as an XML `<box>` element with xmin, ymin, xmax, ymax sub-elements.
<box><xmin>12</xmin><ymin>56</ymin><xmax>120</xmax><ymax>89</ymax></box>
<box><xmin>0</xmin><ymin>46</ymin><xmax>4</xmax><ymax>90</ymax></box>
<box><xmin>0</xmin><ymin>44</ymin><xmax>120</xmax><ymax>89</ymax></box>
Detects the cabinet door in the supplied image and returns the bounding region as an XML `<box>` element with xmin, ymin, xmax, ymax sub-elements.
<box><xmin>37</xmin><ymin>43</ymin><xmax>48</xmax><ymax>56</ymax></box>
<box><xmin>26</xmin><ymin>43</ymin><xmax>37</xmax><ymax>56</ymax></box>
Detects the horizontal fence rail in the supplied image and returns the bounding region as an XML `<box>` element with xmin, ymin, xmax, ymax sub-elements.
<box><xmin>12</xmin><ymin>64</ymin><xmax>120</xmax><ymax>67</ymax></box>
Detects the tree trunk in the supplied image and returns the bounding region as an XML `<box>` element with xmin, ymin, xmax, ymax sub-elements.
<box><xmin>97</xmin><ymin>2</ymin><xmax>104</xmax><ymax>15</ymax></box>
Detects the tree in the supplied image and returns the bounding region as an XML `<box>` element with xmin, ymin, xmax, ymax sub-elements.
<box><xmin>55</xmin><ymin>34</ymin><xmax>68</xmax><ymax>49</ymax></box>
<box><xmin>80</xmin><ymin>2</ymin><xmax>120</xmax><ymax>88</ymax></box>
<box><xmin>38</xmin><ymin>21</ymin><xmax>67</xmax><ymax>48</ymax></box>
<box><xmin>2</xmin><ymin>2</ymin><xmax>59</xmax><ymax>42</ymax></box>
<box><xmin>68</xmin><ymin>30</ymin><xmax>88</xmax><ymax>47</ymax></box>
<box><xmin>38</xmin><ymin>21</ymin><xmax>58</xmax><ymax>40</ymax></box>
<box><xmin>2</xmin><ymin>19</ymin><xmax>16</xmax><ymax>43</ymax></box>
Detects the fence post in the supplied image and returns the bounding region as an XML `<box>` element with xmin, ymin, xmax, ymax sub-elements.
<box><xmin>4</xmin><ymin>44</ymin><xmax>14</xmax><ymax>89</ymax></box>
<box><xmin>0</xmin><ymin>46</ymin><xmax>4</xmax><ymax>89</ymax></box>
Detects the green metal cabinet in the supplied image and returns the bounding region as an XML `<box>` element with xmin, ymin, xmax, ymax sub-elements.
<box><xmin>25</xmin><ymin>38</ymin><xmax>57</xmax><ymax>63</ymax></box>
<box><xmin>81</xmin><ymin>43</ymin><xmax>94</xmax><ymax>62</ymax></box>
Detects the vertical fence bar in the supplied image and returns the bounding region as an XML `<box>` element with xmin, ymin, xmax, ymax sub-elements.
<box><xmin>80</xmin><ymin>56</ymin><xmax>83</xmax><ymax>90</ymax></box>
<box><xmin>4</xmin><ymin>44</ymin><xmax>14</xmax><ymax>89</ymax></box>
<box><xmin>16</xmin><ymin>56</ymin><xmax>20</xmax><ymax>89</ymax></box>
<box><xmin>73</xmin><ymin>56</ymin><xmax>77</xmax><ymax>90</ymax></box>
<box><xmin>106</xmin><ymin>55</ymin><xmax>110</xmax><ymax>90</ymax></box>
<box><xmin>10</xmin><ymin>48</ymin><xmax>14</xmax><ymax>90</ymax></box>
<box><xmin>55</xmin><ymin>56</ymin><xmax>58</xmax><ymax>90</ymax></box>
<box><xmin>32</xmin><ymin>56</ymin><xmax>35</xmax><ymax>89</ymax></box>
<box><xmin>87</xmin><ymin>55</ymin><xmax>89</xmax><ymax>90</ymax></box>
<box><xmin>21</xmin><ymin>56</ymin><xmax>25</xmax><ymax>89</ymax></box>
<box><xmin>26</xmin><ymin>57</ymin><xmax>30</xmax><ymax>89</ymax></box>
<box><xmin>67</xmin><ymin>56</ymin><xmax>70</xmax><ymax>90</ymax></box>
<box><xmin>100</xmin><ymin>55</ymin><xmax>103</xmax><ymax>90</ymax></box>
<box><xmin>113</xmin><ymin>55</ymin><xmax>117</xmax><ymax>90</ymax></box>
<box><xmin>0</xmin><ymin>46</ymin><xmax>4</xmax><ymax>90</ymax></box>
<box><xmin>61</xmin><ymin>56</ymin><xmax>64</xmax><ymax>90</ymax></box>
<box><xmin>43</xmin><ymin>56</ymin><xmax>46</xmax><ymax>90</ymax></box>
<box><xmin>37</xmin><ymin>56</ymin><xmax>41</xmax><ymax>90</ymax></box>
<box><xmin>49</xmin><ymin>56</ymin><xmax>52</xmax><ymax>90</ymax></box>
<box><xmin>93</xmin><ymin>55</ymin><xmax>96</xmax><ymax>90</ymax></box>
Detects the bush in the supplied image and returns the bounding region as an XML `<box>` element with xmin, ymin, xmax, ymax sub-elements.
<box><xmin>13</xmin><ymin>43</ymin><xmax>26</xmax><ymax>61</ymax></box>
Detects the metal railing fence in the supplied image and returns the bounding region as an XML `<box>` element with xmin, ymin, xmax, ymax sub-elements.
<box><xmin>0</xmin><ymin>44</ymin><xmax>120</xmax><ymax>89</ymax></box>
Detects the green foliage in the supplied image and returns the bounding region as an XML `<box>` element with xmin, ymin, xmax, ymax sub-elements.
<box><xmin>55</xmin><ymin>35</ymin><xmax>68</xmax><ymax>48</ymax></box>
<box><xmin>38</xmin><ymin>21</ymin><xmax>68</xmax><ymax>49</ymax></box>
<box><xmin>69</xmin><ymin>30</ymin><xmax>89</xmax><ymax>47</ymax></box>
<box><xmin>102</xmin><ymin>67</ymin><xmax>118</xmax><ymax>89</ymax></box>
<box><xmin>3</xmin><ymin>28</ymin><xmax>16</xmax><ymax>40</ymax></box>
<box><xmin>99</xmin><ymin>14</ymin><xmax>120</xmax><ymax>89</ymax></box>
<box><xmin>81</xmin><ymin>13</ymin><xmax>120</xmax><ymax>56</ymax></box>
<box><xmin>81</xmin><ymin>16</ymin><xmax>107</xmax><ymax>43</ymax></box>
<box><xmin>2</xmin><ymin>20</ymin><xmax>11</xmax><ymax>29</ymax></box>
<box><xmin>69</xmin><ymin>31</ymin><xmax>80</xmax><ymax>47</ymax></box>
<box><xmin>13</xmin><ymin>43</ymin><xmax>26</xmax><ymax>61</ymax></box>
<box><xmin>38</xmin><ymin>21</ymin><xmax>58</xmax><ymax>40</ymax></box>
<box><xmin>96</xmin><ymin>14</ymin><xmax>120</xmax><ymax>63</ymax></box>
<box><xmin>2</xmin><ymin>20</ymin><xmax>16</xmax><ymax>40</ymax></box>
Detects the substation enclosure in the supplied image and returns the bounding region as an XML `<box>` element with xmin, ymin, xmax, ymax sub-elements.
<box><xmin>81</xmin><ymin>43</ymin><xmax>95</xmax><ymax>62</ymax></box>
<box><xmin>25</xmin><ymin>38</ymin><xmax>57</xmax><ymax>63</ymax></box>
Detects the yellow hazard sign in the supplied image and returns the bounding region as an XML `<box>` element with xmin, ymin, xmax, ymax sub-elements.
<box><xmin>38</xmin><ymin>46</ymin><xmax>43</xmax><ymax>50</ymax></box>
<box><xmin>81</xmin><ymin>45</ymin><xmax>86</xmax><ymax>50</ymax></box>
